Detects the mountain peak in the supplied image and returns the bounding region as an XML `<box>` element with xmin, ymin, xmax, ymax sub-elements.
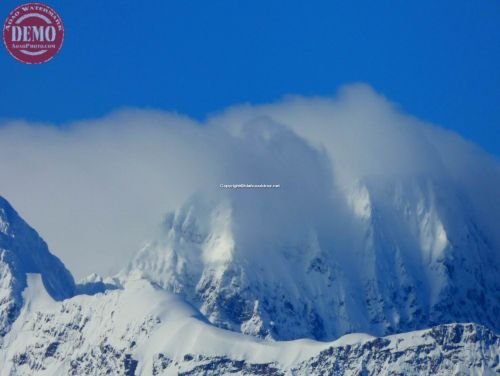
<box><xmin>0</xmin><ymin>196</ymin><xmax>75</xmax><ymax>336</ymax></box>
<box><xmin>125</xmin><ymin>177</ymin><xmax>500</xmax><ymax>341</ymax></box>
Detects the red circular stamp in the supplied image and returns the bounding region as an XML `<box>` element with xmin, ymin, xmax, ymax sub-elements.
<box><xmin>3</xmin><ymin>3</ymin><xmax>64</xmax><ymax>64</ymax></box>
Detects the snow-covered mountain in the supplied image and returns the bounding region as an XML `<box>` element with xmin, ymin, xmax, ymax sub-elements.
<box><xmin>125</xmin><ymin>176</ymin><xmax>500</xmax><ymax>341</ymax></box>
<box><xmin>0</xmin><ymin>180</ymin><xmax>498</xmax><ymax>375</ymax></box>
<box><xmin>1</xmin><ymin>272</ymin><xmax>498</xmax><ymax>375</ymax></box>
<box><xmin>0</xmin><ymin>196</ymin><xmax>75</xmax><ymax>337</ymax></box>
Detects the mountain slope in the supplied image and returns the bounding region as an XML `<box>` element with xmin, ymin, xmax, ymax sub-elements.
<box><xmin>0</xmin><ymin>195</ymin><xmax>498</xmax><ymax>375</ymax></box>
<box><xmin>0</xmin><ymin>196</ymin><xmax>75</xmax><ymax>336</ymax></box>
<box><xmin>125</xmin><ymin>176</ymin><xmax>500</xmax><ymax>341</ymax></box>
<box><xmin>0</xmin><ymin>274</ymin><xmax>498</xmax><ymax>375</ymax></box>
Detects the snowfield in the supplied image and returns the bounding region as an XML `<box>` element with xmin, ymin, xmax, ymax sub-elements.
<box><xmin>1</xmin><ymin>274</ymin><xmax>498</xmax><ymax>375</ymax></box>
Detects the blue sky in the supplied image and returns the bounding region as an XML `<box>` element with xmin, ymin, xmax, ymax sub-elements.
<box><xmin>1</xmin><ymin>0</ymin><xmax>499</xmax><ymax>156</ymax></box>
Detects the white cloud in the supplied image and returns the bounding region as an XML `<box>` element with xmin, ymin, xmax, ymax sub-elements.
<box><xmin>0</xmin><ymin>84</ymin><xmax>498</xmax><ymax>279</ymax></box>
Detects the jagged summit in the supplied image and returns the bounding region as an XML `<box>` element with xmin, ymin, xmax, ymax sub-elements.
<box><xmin>125</xmin><ymin>175</ymin><xmax>500</xmax><ymax>341</ymax></box>
<box><xmin>0</xmin><ymin>196</ymin><xmax>75</xmax><ymax>335</ymax></box>
<box><xmin>0</xmin><ymin>192</ymin><xmax>498</xmax><ymax>374</ymax></box>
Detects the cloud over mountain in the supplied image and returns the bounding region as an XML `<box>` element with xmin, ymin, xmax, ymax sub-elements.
<box><xmin>0</xmin><ymin>83</ymin><xmax>498</xmax><ymax>279</ymax></box>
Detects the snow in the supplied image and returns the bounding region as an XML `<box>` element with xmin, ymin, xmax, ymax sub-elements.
<box><xmin>124</xmin><ymin>176</ymin><xmax>500</xmax><ymax>341</ymax></box>
<box><xmin>0</xmin><ymin>80</ymin><xmax>499</xmax><ymax>375</ymax></box>
<box><xmin>0</xmin><ymin>275</ymin><xmax>326</xmax><ymax>373</ymax></box>
<box><xmin>22</xmin><ymin>274</ymin><xmax>54</xmax><ymax>311</ymax></box>
<box><xmin>1</xmin><ymin>273</ymin><xmax>498</xmax><ymax>375</ymax></box>
<box><xmin>0</xmin><ymin>197</ymin><xmax>75</xmax><ymax>336</ymax></box>
<box><xmin>0</xmin><ymin>162</ymin><xmax>499</xmax><ymax>374</ymax></box>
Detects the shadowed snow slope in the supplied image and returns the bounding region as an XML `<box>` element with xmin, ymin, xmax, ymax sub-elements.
<box><xmin>0</xmin><ymin>196</ymin><xmax>75</xmax><ymax>336</ymax></box>
<box><xmin>0</xmin><ymin>196</ymin><xmax>498</xmax><ymax>375</ymax></box>
<box><xmin>125</xmin><ymin>173</ymin><xmax>500</xmax><ymax>341</ymax></box>
<box><xmin>1</xmin><ymin>273</ymin><xmax>498</xmax><ymax>375</ymax></box>
<box><xmin>117</xmin><ymin>90</ymin><xmax>500</xmax><ymax>341</ymax></box>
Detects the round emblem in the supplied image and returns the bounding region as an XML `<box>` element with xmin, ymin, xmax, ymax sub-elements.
<box><xmin>3</xmin><ymin>3</ymin><xmax>64</xmax><ymax>64</ymax></box>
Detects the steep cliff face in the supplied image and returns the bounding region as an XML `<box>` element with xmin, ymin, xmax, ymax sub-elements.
<box><xmin>0</xmin><ymin>197</ymin><xmax>75</xmax><ymax>337</ymax></box>
<box><xmin>0</xmin><ymin>195</ymin><xmax>498</xmax><ymax>375</ymax></box>
<box><xmin>126</xmin><ymin>176</ymin><xmax>500</xmax><ymax>341</ymax></box>
<box><xmin>293</xmin><ymin>324</ymin><xmax>500</xmax><ymax>376</ymax></box>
